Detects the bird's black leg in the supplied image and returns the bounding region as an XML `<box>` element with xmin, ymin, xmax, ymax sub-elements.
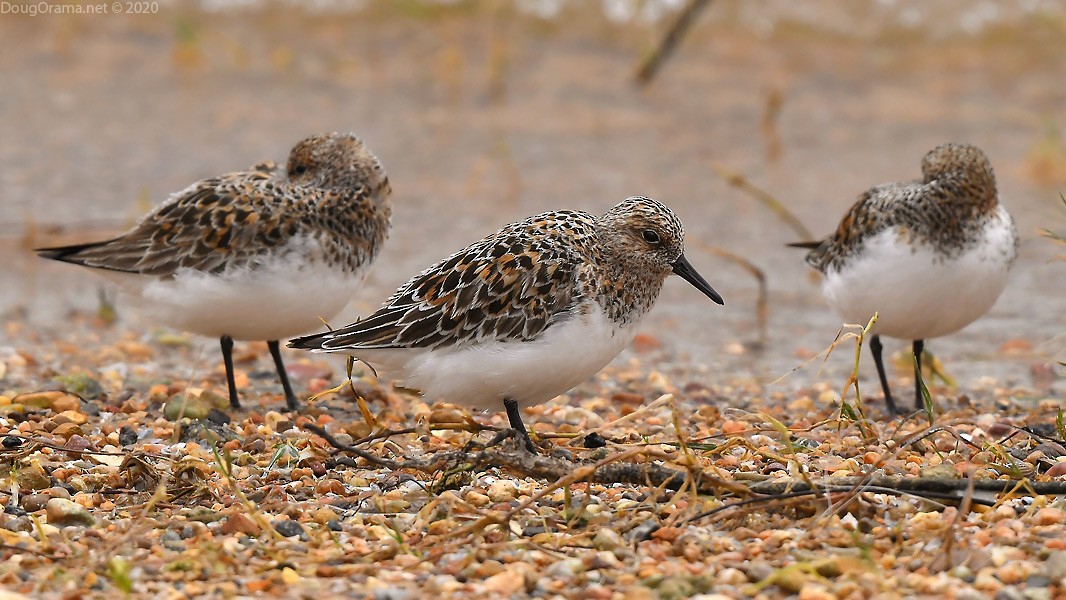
<box><xmin>913</xmin><ymin>339</ymin><xmax>925</xmax><ymax>411</ymax></box>
<box><xmin>220</xmin><ymin>335</ymin><xmax>240</xmax><ymax>409</ymax></box>
<box><xmin>504</xmin><ymin>398</ymin><xmax>538</xmax><ymax>454</ymax></box>
<box><xmin>268</xmin><ymin>340</ymin><xmax>299</xmax><ymax>411</ymax></box>
<box><xmin>869</xmin><ymin>335</ymin><xmax>897</xmax><ymax>415</ymax></box>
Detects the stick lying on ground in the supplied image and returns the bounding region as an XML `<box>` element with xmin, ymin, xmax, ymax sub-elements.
<box><xmin>303</xmin><ymin>423</ymin><xmax>1066</xmax><ymax>513</ymax></box>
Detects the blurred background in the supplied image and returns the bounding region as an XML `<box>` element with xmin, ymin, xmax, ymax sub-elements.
<box><xmin>2</xmin><ymin>0</ymin><xmax>1064</xmax><ymax>396</ymax></box>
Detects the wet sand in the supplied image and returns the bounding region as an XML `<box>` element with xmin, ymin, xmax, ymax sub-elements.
<box><xmin>1</xmin><ymin>2</ymin><xmax>1064</xmax><ymax>401</ymax></box>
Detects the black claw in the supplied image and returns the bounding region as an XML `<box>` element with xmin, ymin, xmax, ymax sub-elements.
<box><xmin>476</xmin><ymin>427</ymin><xmax>536</xmax><ymax>454</ymax></box>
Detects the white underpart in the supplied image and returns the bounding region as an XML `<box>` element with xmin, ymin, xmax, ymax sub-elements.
<box><xmin>99</xmin><ymin>236</ymin><xmax>366</xmax><ymax>341</ymax></box>
<box><xmin>822</xmin><ymin>206</ymin><xmax>1016</xmax><ymax>341</ymax></box>
<box><xmin>338</xmin><ymin>303</ymin><xmax>639</xmax><ymax>411</ymax></box>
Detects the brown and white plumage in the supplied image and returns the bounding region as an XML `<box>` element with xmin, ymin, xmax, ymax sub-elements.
<box><xmin>291</xmin><ymin>196</ymin><xmax>722</xmax><ymax>450</ymax></box>
<box><xmin>793</xmin><ymin>143</ymin><xmax>1017</xmax><ymax>414</ymax></box>
<box><xmin>38</xmin><ymin>132</ymin><xmax>392</xmax><ymax>410</ymax></box>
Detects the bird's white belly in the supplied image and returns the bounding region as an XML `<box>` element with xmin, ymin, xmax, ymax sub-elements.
<box><xmin>355</xmin><ymin>306</ymin><xmax>638</xmax><ymax>411</ymax></box>
<box><xmin>104</xmin><ymin>254</ymin><xmax>366</xmax><ymax>341</ymax></box>
<box><xmin>822</xmin><ymin>214</ymin><xmax>1016</xmax><ymax>341</ymax></box>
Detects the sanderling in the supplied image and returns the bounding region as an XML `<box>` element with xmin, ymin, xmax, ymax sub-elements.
<box><xmin>37</xmin><ymin>132</ymin><xmax>392</xmax><ymax>411</ymax></box>
<box><xmin>290</xmin><ymin>196</ymin><xmax>723</xmax><ymax>451</ymax></box>
<box><xmin>793</xmin><ymin>143</ymin><xmax>1018</xmax><ymax>414</ymax></box>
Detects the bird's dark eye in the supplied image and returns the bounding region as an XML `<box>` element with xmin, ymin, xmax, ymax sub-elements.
<box><xmin>642</xmin><ymin>229</ymin><xmax>661</xmax><ymax>244</ymax></box>
<box><xmin>293</xmin><ymin>164</ymin><xmax>309</xmax><ymax>175</ymax></box>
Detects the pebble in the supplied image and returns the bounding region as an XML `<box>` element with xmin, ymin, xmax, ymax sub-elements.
<box><xmin>51</xmin><ymin>422</ymin><xmax>83</xmax><ymax>438</ymax></box>
<box><xmin>482</xmin><ymin>567</ymin><xmax>526</xmax><ymax>595</ymax></box>
<box><xmin>221</xmin><ymin>513</ymin><xmax>260</xmax><ymax>536</ymax></box>
<box><xmin>313</xmin><ymin>507</ymin><xmax>340</xmax><ymax>524</ymax></box>
<box><xmin>373</xmin><ymin>589</ymin><xmax>414</xmax><ymax>600</ymax></box>
<box><xmin>164</xmin><ymin>393</ymin><xmax>214</xmax><ymax>420</ymax></box>
<box><xmin>63</xmin><ymin>435</ymin><xmax>93</xmax><ymax>454</ymax></box>
<box><xmin>179</xmin><ymin>523</ymin><xmax>205</xmax><ymax>539</ymax></box>
<box><xmin>797</xmin><ymin>584</ymin><xmax>836</xmax><ymax>600</ymax></box>
<box><xmin>161</xmin><ymin>530</ymin><xmax>186</xmax><ymax>551</ymax></box>
<box><xmin>315</xmin><ymin>479</ymin><xmax>345</xmax><ymax>496</ymax></box>
<box><xmin>465</xmin><ymin>491</ymin><xmax>490</xmax><ymax>507</ymax></box>
<box><xmin>585</xmin><ymin>551</ymin><xmax>622</xmax><ymax>570</ymax></box>
<box><xmin>45</xmin><ymin>498</ymin><xmax>94</xmax><ymax>527</ymax></box>
<box><xmin>274</xmin><ymin>519</ymin><xmax>307</xmax><ymax>540</ymax></box>
<box><xmin>178</xmin><ymin>419</ymin><xmax>236</xmax><ymax>444</ymax></box>
<box><xmin>1043</xmin><ymin>550</ymin><xmax>1066</xmax><ymax>580</ymax></box>
<box><xmin>544</xmin><ymin>558</ymin><xmax>583</xmax><ymax>579</ymax></box>
<box><xmin>626</xmin><ymin>520</ymin><xmax>660</xmax><ymax>542</ymax></box>
<box><xmin>716</xmin><ymin>567</ymin><xmax>748</xmax><ymax>585</ymax></box>
<box><xmin>1022</xmin><ymin>587</ymin><xmax>1052</xmax><ymax>600</ymax></box>
<box><xmin>593</xmin><ymin>527</ymin><xmax>625</xmax><ymax>551</ymax></box>
<box><xmin>486</xmin><ymin>480</ymin><xmax>517</xmax><ymax>502</ymax></box>
<box><xmin>118</xmin><ymin>426</ymin><xmax>138</xmax><ymax>446</ymax></box>
<box><xmin>21</xmin><ymin>493</ymin><xmax>50</xmax><ymax>512</ymax></box>
<box><xmin>54</xmin><ymin>373</ymin><xmax>104</xmax><ymax>399</ymax></box>
<box><xmin>4</xmin><ymin>516</ymin><xmax>33</xmax><ymax>533</ymax></box>
<box><xmin>654</xmin><ymin>576</ymin><xmax>698</xmax><ymax>600</ymax></box>
<box><xmin>994</xmin><ymin>586</ymin><xmax>1026</xmax><ymax>600</ymax></box>
<box><xmin>1034</xmin><ymin>507</ymin><xmax>1065</xmax><ymax>526</ymax></box>
<box><xmin>18</xmin><ymin>390</ymin><xmax>83</xmax><ymax>412</ymax></box>
<box><xmin>954</xmin><ymin>589</ymin><xmax>987</xmax><ymax>600</ymax></box>
<box><xmin>17</xmin><ymin>462</ymin><xmax>51</xmax><ymax>490</ymax></box>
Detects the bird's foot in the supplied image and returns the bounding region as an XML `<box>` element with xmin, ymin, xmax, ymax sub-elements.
<box><xmin>475</xmin><ymin>427</ymin><xmax>539</xmax><ymax>454</ymax></box>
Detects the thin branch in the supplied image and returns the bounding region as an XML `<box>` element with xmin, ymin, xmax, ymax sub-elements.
<box><xmin>635</xmin><ymin>0</ymin><xmax>713</xmax><ymax>85</ymax></box>
<box><xmin>712</xmin><ymin>163</ymin><xmax>814</xmax><ymax>241</ymax></box>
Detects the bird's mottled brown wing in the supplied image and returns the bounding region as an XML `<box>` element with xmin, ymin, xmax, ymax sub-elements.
<box><xmin>293</xmin><ymin>212</ymin><xmax>592</xmax><ymax>351</ymax></box>
<box><xmin>802</xmin><ymin>182</ymin><xmax>924</xmax><ymax>273</ymax></box>
<box><xmin>38</xmin><ymin>165</ymin><xmax>301</xmax><ymax>276</ymax></box>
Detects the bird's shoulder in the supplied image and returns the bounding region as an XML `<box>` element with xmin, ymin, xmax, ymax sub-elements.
<box><xmin>309</xmin><ymin>210</ymin><xmax>597</xmax><ymax>350</ymax></box>
<box><xmin>805</xmin><ymin>181</ymin><xmax>923</xmax><ymax>271</ymax></box>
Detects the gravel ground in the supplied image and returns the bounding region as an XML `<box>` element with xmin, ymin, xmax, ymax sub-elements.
<box><xmin>2</xmin><ymin>310</ymin><xmax>1065</xmax><ymax>599</ymax></box>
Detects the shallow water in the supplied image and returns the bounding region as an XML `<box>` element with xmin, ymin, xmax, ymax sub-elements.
<box><xmin>1</xmin><ymin>2</ymin><xmax>1064</xmax><ymax>400</ymax></box>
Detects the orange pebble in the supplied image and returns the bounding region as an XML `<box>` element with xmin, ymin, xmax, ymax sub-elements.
<box><xmin>651</xmin><ymin>527</ymin><xmax>682</xmax><ymax>542</ymax></box>
<box><xmin>1035</xmin><ymin>507</ymin><xmax>1066</xmax><ymax>526</ymax></box>
<box><xmin>315</xmin><ymin>479</ymin><xmax>345</xmax><ymax>495</ymax></box>
<box><xmin>245</xmin><ymin>579</ymin><xmax>272</xmax><ymax>593</ymax></box>
<box><xmin>721</xmin><ymin>420</ymin><xmax>746</xmax><ymax>434</ymax></box>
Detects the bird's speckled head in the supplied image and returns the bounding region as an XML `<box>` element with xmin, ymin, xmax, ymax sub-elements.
<box><xmin>287</xmin><ymin>132</ymin><xmax>390</xmax><ymax>198</ymax></box>
<box><xmin>918</xmin><ymin>143</ymin><xmax>998</xmax><ymax>213</ymax></box>
<box><xmin>596</xmin><ymin>196</ymin><xmax>722</xmax><ymax>310</ymax></box>
<box><xmin>920</xmin><ymin>143</ymin><xmax>995</xmax><ymax>191</ymax></box>
<box><xmin>599</xmin><ymin>196</ymin><xmax>686</xmax><ymax>276</ymax></box>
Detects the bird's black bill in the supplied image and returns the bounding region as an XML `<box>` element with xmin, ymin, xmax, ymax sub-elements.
<box><xmin>671</xmin><ymin>254</ymin><xmax>724</xmax><ymax>305</ymax></box>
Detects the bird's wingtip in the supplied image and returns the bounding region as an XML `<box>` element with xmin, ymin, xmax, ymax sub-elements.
<box><xmin>287</xmin><ymin>334</ymin><xmax>325</xmax><ymax>350</ymax></box>
<box><xmin>786</xmin><ymin>241</ymin><xmax>822</xmax><ymax>250</ymax></box>
<box><xmin>34</xmin><ymin>243</ymin><xmax>95</xmax><ymax>265</ymax></box>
